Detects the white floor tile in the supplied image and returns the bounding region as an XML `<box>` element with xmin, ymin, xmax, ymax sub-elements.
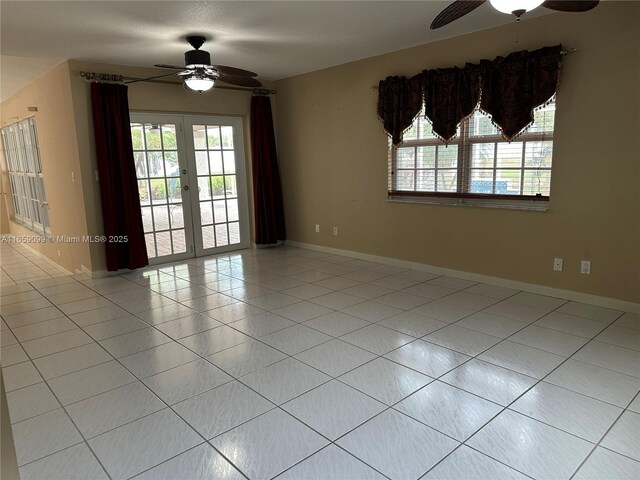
<box><xmin>272</xmin><ymin>301</ymin><xmax>334</xmax><ymax>322</ymax></box>
<box><xmin>18</xmin><ymin>443</ymin><xmax>108</xmax><ymax>480</ymax></box>
<box><xmin>99</xmin><ymin>328</ymin><xmax>172</xmax><ymax>358</ymax></box>
<box><xmin>1</xmin><ymin>361</ymin><xmax>43</xmax><ymax>391</ymax></box>
<box><xmin>464</xmin><ymin>283</ymin><xmax>520</xmax><ymax>300</ymax></box>
<box><xmin>424</xmin><ymin>325</ymin><xmax>501</xmax><ymax>356</ymax></box>
<box><xmin>88</xmin><ymin>409</ymin><xmax>202</xmax><ymax>479</ymax></box>
<box><xmin>379</xmin><ymin>311</ymin><xmax>447</xmax><ymax>337</ymax></box>
<box><xmin>3</xmin><ymin>306</ymin><xmax>65</xmax><ymax>329</ymax></box>
<box><xmin>412</xmin><ymin>300</ymin><xmax>477</xmax><ymax>323</ymax></box>
<box><xmin>82</xmin><ymin>314</ymin><xmax>149</xmax><ymax>341</ymax></box>
<box><xmin>303</xmin><ymin>311</ymin><xmax>370</xmax><ymax>337</ymax></box>
<box><xmin>153</xmin><ymin>313</ymin><xmax>223</xmax><ymax>339</ymax></box>
<box><xmin>69</xmin><ymin>305</ymin><xmax>130</xmax><ymax>327</ymax></box>
<box><xmin>6</xmin><ymin>382</ymin><xmax>60</xmax><ymax>423</ymax></box>
<box><xmin>48</xmin><ymin>360</ymin><xmax>136</xmax><ymax>405</ymax></box>
<box><xmin>440</xmin><ymin>291</ymin><xmax>501</xmax><ymax>310</ymax></box>
<box><xmin>511</xmin><ymin>382</ymin><xmax>622</xmax><ymax>442</ymax></box>
<box><xmin>174</xmin><ymin>380</ymin><xmax>273</xmax><ymax>439</ymax></box>
<box><xmin>534</xmin><ymin>311</ymin><xmax>608</xmax><ymax>338</ymax></box>
<box><xmin>340</xmin><ymin>357</ymin><xmax>432</xmax><ymax>406</ymax></box>
<box><xmin>545</xmin><ymin>359</ymin><xmax>640</xmax><ymax>407</ymax></box>
<box><xmin>241</xmin><ymin>357</ymin><xmax>330</xmax><ymax>404</ymax></box>
<box><xmin>1</xmin><ymin>343</ymin><xmax>29</xmax><ymax>366</ymax></box>
<box><xmin>120</xmin><ymin>342</ymin><xmax>200</xmax><ymax>378</ymax></box>
<box><xmin>142</xmin><ymin>359</ymin><xmax>232</xmax><ymax>404</ymax></box>
<box><xmin>484</xmin><ymin>301</ymin><xmax>550</xmax><ymax>323</ymax></box>
<box><xmin>205</xmin><ymin>302</ymin><xmax>265</xmax><ymax>323</ymax></box>
<box><xmin>132</xmin><ymin>443</ymin><xmax>244</xmax><ymax>480</ymax></box>
<box><xmin>228</xmin><ymin>312</ymin><xmax>295</xmax><ymax>337</ymax></box>
<box><xmin>260</xmin><ymin>324</ymin><xmax>332</xmax><ymax>355</ymax></box>
<box><xmin>12</xmin><ymin>317</ymin><xmax>78</xmax><ymax>342</ymax></box>
<box><xmin>178</xmin><ymin>326</ymin><xmax>252</xmax><ymax>356</ymax></box>
<box><xmin>210</xmin><ymin>409</ymin><xmax>328</xmax><ymax>479</ymax></box>
<box><xmin>600</xmin><ymin>410</ymin><xmax>640</xmax><ymax>460</ymax></box>
<box><xmin>21</xmin><ymin>329</ymin><xmax>93</xmax><ymax>358</ymax></box>
<box><xmin>337</xmin><ymin>409</ymin><xmax>459</xmax><ymax>480</ymax></box>
<box><xmin>384</xmin><ymin>339</ymin><xmax>470</xmax><ymax>378</ymax></box>
<box><xmin>595</xmin><ymin>325</ymin><xmax>640</xmax><ymax>351</ymax></box>
<box><xmin>440</xmin><ymin>359</ymin><xmax>536</xmax><ymax>406</ymax></box>
<box><xmin>310</xmin><ymin>291</ymin><xmax>365</xmax><ymax>310</ymax></box>
<box><xmin>615</xmin><ymin>312</ymin><xmax>640</xmax><ymax>331</ymax></box>
<box><xmin>276</xmin><ymin>444</ymin><xmax>386</xmax><ymax>479</ymax></box>
<box><xmin>12</xmin><ymin>409</ymin><xmax>82</xmax><ymax>466</ymax></box>
<box><xmin>574</xmin><ymin>447</ymin><xmax>640</xmax><ymax>480</ymax></box>
<box><xmin>206</xmin><ymin>339</ymin><xmax>287</xmax><ymax>378</ymax></box>
<box><xmin>572</xmin><ymin>341</ymin><xmax>640</xmax><ymax>378</ymax></box>
<box><xmin>34</xmin><ymin>343</ymin><xmax>112</xmax><ymax>379</ymax></box>
<box><xmin>422</xmin><ymin>445</ymin><xmax>528</xmax><ymax>480</ymax></box>
<box><xmin>340</xmin><ymin>324</ymin><xmax>413</xmax><ymax>355</ymax></box>
<box><xmin>341</xmin><ymin>300</ymin><xmax>404</xmax><ymax>322</ymax></box>
<box><xmin>66</xmin><ymin>382</ymin><xmax>165</xmax><ymax>438</ymax></box>
<box><xmin>509</xmin><ymin>325</ymin><xmax>589</xmax><ymax>356</ymax></box>
<box><xmin>283</xmin><ymin>380</ymin><xmax>386</xmax><ymax>440</ymax></box>
<box><xmin>556</xmin><ymin>302</ymin><xmax>623</xmax><ymax>323</ymax></box>
<box><xmin>295</xmin><ymin>339</ymin><xmax>376</xmax><ymax>377</ymax></box>
<box><xmin>396</xmin><ymin>381</ymin><xmax>501</xmax><ymax>441</ymax></box>
<box><xmin>478</xmin><ymin>340</ymin><xmax>565</xmax><ymax>379</ymax></box>
<box><xmin>468</xmin><ymin>409</ymin><xmax>593</xmax><ymax>479</ymax></box>
<box><xmin>455</xmin><ymin>311</ymin><xmax>529</xmax><ymax>338</ymax></box>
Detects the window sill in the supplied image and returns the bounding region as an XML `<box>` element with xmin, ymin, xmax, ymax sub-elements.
<box><xmin>387</xmin><ymin>194</ymin><xmax>549</xmax><ymax>212</ymax></box>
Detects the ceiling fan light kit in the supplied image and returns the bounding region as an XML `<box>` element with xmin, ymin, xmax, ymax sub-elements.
<box><xmin>184</xmin><ymin>75</ymin><xmax>215</xmax><ymax>92</ymax></box>
<box><xmin>489</xmin><ymin>0</ymin><xmax>544</xmax><ymax>15</ymax></box>
<box><xmin>430</xmin><ymin>0</ymin><xmax>599</xmax><ymax>29</ymax></box>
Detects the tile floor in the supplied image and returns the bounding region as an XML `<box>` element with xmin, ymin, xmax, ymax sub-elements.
<box><xmin>1</xmin><ymin>242</ymin><xmax>639</xmax><ymax>480</ymax></box>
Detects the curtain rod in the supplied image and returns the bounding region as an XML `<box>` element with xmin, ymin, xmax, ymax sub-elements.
<box><xmin>78</xmin><ymin>71</ymin><xmax>275</xmax><ymax>94</ymax></box>
<box><xmin>370</xmin><ymin>48</ymin><xmax>576</xmax><ymax>90</ymax></box>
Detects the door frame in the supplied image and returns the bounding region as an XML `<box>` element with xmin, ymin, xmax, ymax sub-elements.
<box><xmin>182</xmin><ymin>115</ymin><xmax>251</xmax><ymax>257</ymax></box>
<box><xmin>130</xmin><ymin>112</ymin><xmax>251</xmax><ymax>264</ymax></box>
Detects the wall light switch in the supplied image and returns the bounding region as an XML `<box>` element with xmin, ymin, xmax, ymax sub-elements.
<box><xmin>333</xmin><ymin>227</ymin><xmax>338</xmax><ymax>236</ymax></box>
<box><xmin>581</xmin><ymin>260</ymin><xmax>591</xmax><ymax>275</ymax></box>
<box><xmin>315</xmin><ymin>224</ymin><xmax>320</xmax><ymax>233</ymax></box>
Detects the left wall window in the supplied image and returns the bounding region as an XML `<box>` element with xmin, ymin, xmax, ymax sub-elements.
<box><xmin>1</xmin><ymin>118</ymin><xmax>51</xmax><ymax>234</ymax></box>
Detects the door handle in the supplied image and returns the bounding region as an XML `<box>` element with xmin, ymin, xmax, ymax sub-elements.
<box><xmin>182</xmin><ymin>169</ymin><xmax>187</xmax><ymax>174</ymax></box>
<box><xmin>183</xmin><ymin>185</ymin><xmax>189</xmax><ymax>191</ymax></box>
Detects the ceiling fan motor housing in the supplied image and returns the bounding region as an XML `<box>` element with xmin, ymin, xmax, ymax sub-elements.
<box><xmin>185</xmin><ymin>49</ymin><xmax>211</xmax><ymax>68</ymax></box>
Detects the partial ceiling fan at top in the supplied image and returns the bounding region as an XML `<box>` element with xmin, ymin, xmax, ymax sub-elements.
<box><xmin>132</xmin><ymin>35</ymin><xmax>263</xmax><ymax>92</ymax></box>
<box><xmin>430</xmin><ymin>0</ymin><xmax>599</xmax><ymax>29</ymax></box>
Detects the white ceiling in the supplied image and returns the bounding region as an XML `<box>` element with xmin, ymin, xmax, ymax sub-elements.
<box><xmin>1</xmin><ymin>1</ymin><xmax>549</xmax><ymax>101</ymax></box>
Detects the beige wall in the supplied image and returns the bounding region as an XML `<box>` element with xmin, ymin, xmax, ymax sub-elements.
<box><xmin>275</xmin><ymin>2</ymin><xmax>640</xmax><ymax>303</ymax></box>
<box><xmin>67</xmin><ymin>60</ymin><xmax>272</xmax><ymax>272</ymax></box>
<box><xmin>0</xmin><ymin>62</ymin><xmax>92</xmax><ymax>272</ymax></box>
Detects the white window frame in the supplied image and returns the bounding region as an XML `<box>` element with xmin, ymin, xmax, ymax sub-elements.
<box><xmin>1</xmin><ymin>117</ymin><xmax>51</xmax><ymax>234</ymax></box>
<box><xmin>388</xmin><ymin>100</ymin><xmax>555</xmax><ymax>211</ymax></box>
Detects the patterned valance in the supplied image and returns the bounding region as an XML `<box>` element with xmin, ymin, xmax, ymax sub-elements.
<box><xmin>377</xmin><ymin>45</ymin><xmax>562</xmax><ymax>146</ymax></box>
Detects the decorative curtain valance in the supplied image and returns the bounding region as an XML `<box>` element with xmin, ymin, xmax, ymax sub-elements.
<box><xmin>376</xmin><ymin>75</ymin><xmax>423</xmax><ymax>146</ymax></box>
<box><xmin>377</xmin><ymin>45</ymin><xmax>562</xmax><ymax>145</ymax></box>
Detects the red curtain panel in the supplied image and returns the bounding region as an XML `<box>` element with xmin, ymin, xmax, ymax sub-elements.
<box><xmin>250</xmin><ymin>95</ymin><xmax>286</xmax><ymax>245</ymax></box>
<box><xmin>90</xmin><ymin>82</ymin><xmax>149</xmax><ymax>271</ymax></box>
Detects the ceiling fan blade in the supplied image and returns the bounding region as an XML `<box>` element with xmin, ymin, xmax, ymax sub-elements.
<box><xmin>212</xmin><ymin>65</ymin><xmax>258</xmax><ymax>77</ymax></box>
<box><xmin>542</xmin><ymin>0</ymin><xmax>599</xmax><ymax>12</ymax></box>
<box><xmin>154</xmin><ymin>64</ymin><xmax>185</xmax><ymax>70</ymax></box>
<box><xmin>125</xmin><ymin>71</ymin><xmax>179</xmax><ymax>84</ymax></box>
<box><xmin>431</xmin><ymin>0</ymin><xmax>486</xmax><ymax>29</ymax></box>
<box><xmin>217</xmin><ymin>75</ymin><xmax>263</xmax><ymax>87</ymax></box>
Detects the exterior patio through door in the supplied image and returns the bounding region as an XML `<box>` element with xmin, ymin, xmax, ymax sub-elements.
<box><xmin>130</xmin><ymin>114</ymin><xmax>250</xmax><ymax>264</ymax></box>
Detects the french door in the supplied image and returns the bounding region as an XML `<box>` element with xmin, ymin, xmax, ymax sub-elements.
<box><xmin>130</xmin><ymin>114</ymin><xmax>250</xmax><ymax>264</ymax></box>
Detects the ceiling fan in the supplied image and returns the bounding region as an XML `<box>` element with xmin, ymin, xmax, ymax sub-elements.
<box><xmin>431</xmin><ymin>0</ymin><xmax>599</xmax><ymax>29</ymax></box>
<box><xmin>150</xmin><ymin>36</ymin><xmax>262</xmax><ymax>92</ymax></box>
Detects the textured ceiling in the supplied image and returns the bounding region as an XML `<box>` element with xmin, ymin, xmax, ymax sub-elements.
<box><xmin>1</xmin><ymin>1</ymin><xmax>549</xmax><ymax>101</ymax></box>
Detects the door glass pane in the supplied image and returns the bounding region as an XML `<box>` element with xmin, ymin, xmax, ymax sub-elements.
<box><xmin>200</xmin><ymin>202</ymin><xmax>213</xmax><ymax>226</ymax></box>
<box><xmin>150</xmin><ymin>179</ymin><xmax>167</xmax><ymax>204</ymax></box>
<box><xmin>221</xmin><ymin>126</ymin><xmax>234</xmax><ymax>148</ymax></box>
<box><xmin>210</xmin><ymin>151</ymin><xmax>223</xmax><ymax>174</ymax></box>
<box><xmin>171</xmin><ymin>230</ymin><xmax>187</xmax><ymax>254</ymax></box>
<box><xmin>195</xmin><ymin>151</ymin><xmax>209</xmax><ymax>175</ymax></box>
<box><xmin>169</xmin><ymin>204</ymin><xmax>184</xmax><ymax>229</ymax></box>
<box><xmin>227</xmin><ymin>199</ymin><xmax>239</xmax><ymax>222</ymax></box>
<box><xmin>198</xmin><ymin>177</ymin><xmax>212</xmax><ymax>200</ymax></box>
<box><xmin>202</xmin><ymin>225</ymin><xmax>215</xmax><ymax>249</ymax></box>
<box><xmin>153</xmin><ymin>205</ymin><xmax>170</xmax><ymax>230</ymax></box>
<box><xmin>193</xmin><ymin>125</ymin><xmax>206</xmax><ymax>149</ymax></box>
<box><xmin>148</xmin><ymin>152</ymin><xmax>165</xmax><ymax>177</ymax></box>
<box><xmin>213</xmin><ymin>200</ymin><xmax>227</xmax><ymax>223</ymax></box>
<box><xmin>228</xmin><ymin>222</ymin><xmax>240</xmax><ymax>245</ymax></box>
<box><xmin>215</xmin><ymin>224</ymin><xmax>229</xmax><ymax>247</ymax></box>
<box><xmin>223</xmin><ymin>151</ymin><xmax>236</xmax><ymax>173</ymax></box>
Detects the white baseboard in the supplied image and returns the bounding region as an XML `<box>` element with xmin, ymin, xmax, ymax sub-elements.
<box><xmin>286</xmin><ymin>240</ymin><xmax>640</xmax><ymax>314</ymax></box>
<box><xmin>17</xmin><ymin>242</ymin><xmax>74</xmax><ymax>276</ymax></box>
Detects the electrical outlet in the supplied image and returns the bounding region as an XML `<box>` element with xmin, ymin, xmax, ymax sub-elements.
<box><xmin>581</xmin><ymin>260</ymin><xmax>591</xmax><ymax>275</ymax></box>
<box><xmin>553</xmin><ymin>258</ymin><xmax>563</xmax><ymax>272</ymax></box>
<box><xmin>315</xmin><ymin>224</ymin><xmax>320</xmax><ymax>233</ymax></box>
<box><xmin>57</xmin><ymin>250</ymin><xmax>61</xmax><ymax>257</ymax></box>
<box><xmin>71</xmin><ymin>171</ymin><xmax>75</xmax><ymax>183</ymax></box>
<box><xmin>333</xmin><ymin>227</ymin><xmax>338</xmax><ymax>236</ymax></box>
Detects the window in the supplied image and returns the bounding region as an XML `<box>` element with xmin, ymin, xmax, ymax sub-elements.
<box><xmin>1</xmin><ymin>118</ymin><xmax>50</xmax><ymax>233</ymax></box>
<box><xmin>389</xmin><ymin>99</ymin><xmax>556</xmax><ymax>209</ymax></box>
